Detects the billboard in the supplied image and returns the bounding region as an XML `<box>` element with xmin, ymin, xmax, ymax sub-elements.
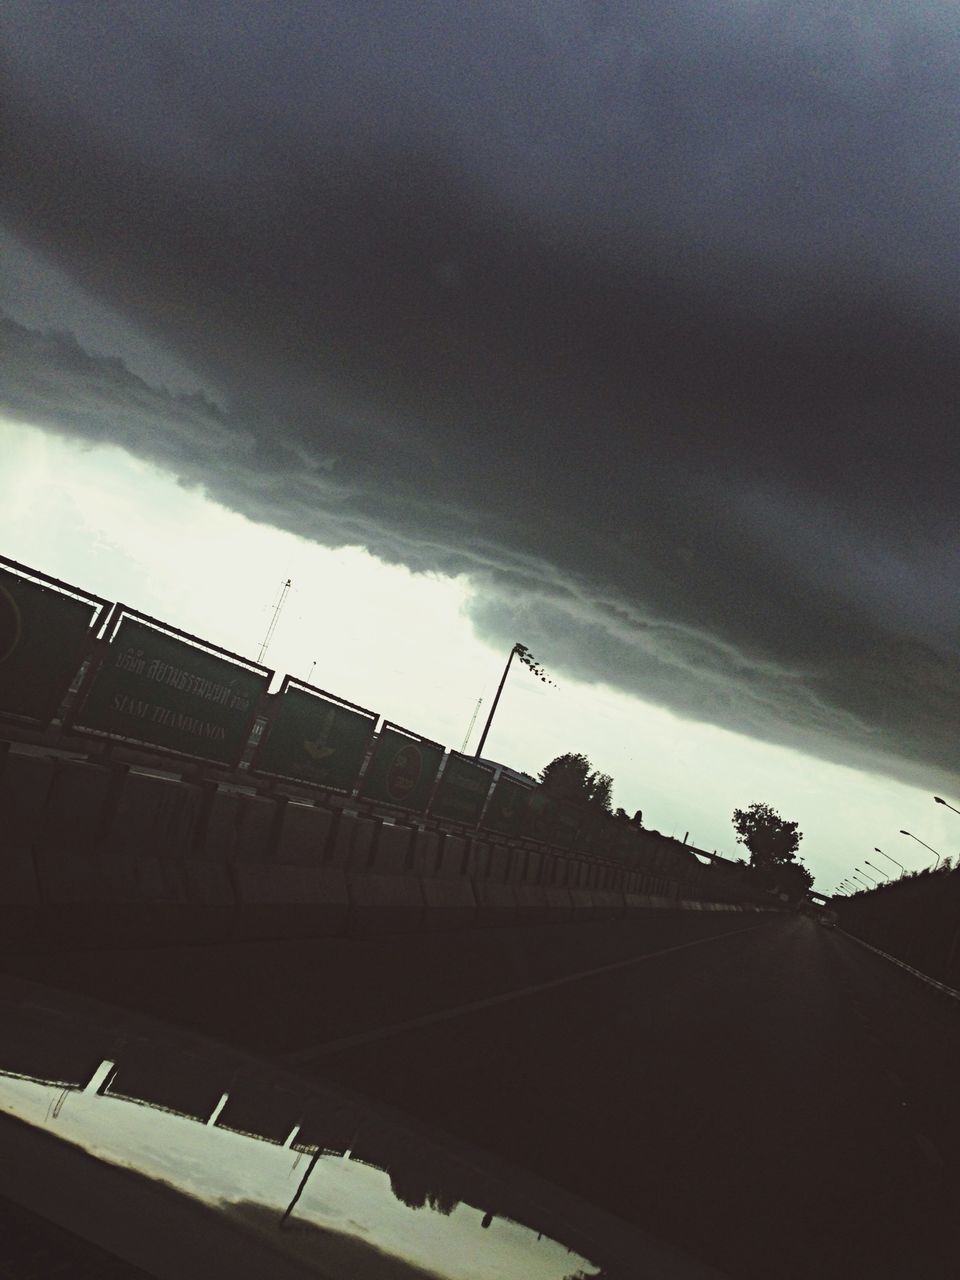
<box><xmin>252</xmin><ymin>678</ymin><xmax>377</xmax><ymax>793</ymax></box>
<box><xmin>72</xmin><ymin>609</ymin><xmax>270</xmax><ymax>766</ymax></box>
<box><xmin>522</xmin><ymin>788</ymin><xmax>558</xmax><ymax>843</ymax></box>
<box><xmin>550</xmin><ymin>798</ymin><xmax>584</xmax><ymax>850</ymax></box>
<box><xmin>481</xmin><ymin>775</ymin><xmax>533</xmax><ymax>839</ymax></box>
<box><xmin>428</xmin><ymin>753</ymin><xmax>495</xmax><ymax>826</ymax></box>
<box><xmin>0</xmin><ymin>558</ymin><xmax>109</xmax><ymax>727</ymax></box>
<box><xmin>357</xmin><ymin>723</ymin><xmax>444</xmax><ymax>813</ymax></box>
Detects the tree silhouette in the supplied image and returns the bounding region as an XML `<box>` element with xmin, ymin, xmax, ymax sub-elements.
<box><xmin>539</xmin><ymin>752</ymin><xmax>613</xmax><ymax>813</ymax></box>
<box><xmin>732</xmin><ymin>801</ymin><xmax>802</xmax><ymax>869</ymax></box>
<box><xmin>732</xmin><ymin>801</ymin><xmax>812</xmax><ymax>901</ymax></box>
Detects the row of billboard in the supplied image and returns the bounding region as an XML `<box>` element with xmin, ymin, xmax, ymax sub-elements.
<box><xmin>0</xmin><ymin>556</ymin><xmax>605</xmax><ymax>849</ymax></box>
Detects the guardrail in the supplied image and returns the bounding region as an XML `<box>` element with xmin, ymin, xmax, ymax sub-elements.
<box><xmin>0</xmin><ymin>738</ymin><xmax>776</xmax><ymax>950</ymax></box>
<box><xmin>1</xmin><ymin>553</ymin><xmax>759</xmax><ymax>877</ymax></box>
<box><xmin>1</xmin><ymin>555</ymin><xmax>775</xmax><ymax>945</ymax></box>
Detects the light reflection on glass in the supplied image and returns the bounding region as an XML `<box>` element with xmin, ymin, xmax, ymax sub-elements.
<box><xmin>0</xmin><ymin>1065</ymin><xmax>600</xmax><ymax>1280</ymax></box>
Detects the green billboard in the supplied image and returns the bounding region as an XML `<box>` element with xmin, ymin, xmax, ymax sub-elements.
<box><xmin>481</xmin><ymin>776</ymin><xmax>532</xmax><ymax>838</ymax></box>
<box><xmin>74</xmin><ymin>613</ymin><xmax>269</xmax><ymax>765</ymax></box>
<box><xmin>429</xmin><ymin>753</ymin><xmax>495</xmax><ymax>826</ymax></box>
<box><xmin>0</xmin><ymin>562</ymin><xmax>107</xmax><ymax>726</ymax></box>
<box><xmin>358</xmin><ymin>724</ymin><xmax>444</xmax><ymax>813</ymax></box>
<box><xmin>551</xmin><ymin>798</ymin><xmax>584</xmax><ymax>850</ymax></box>
<box><xmin>522</xmin><ymin>788</ymin><xmax>559</xmax><ymax>843</ymax></box>
<box><xmin>253</xmin><ymin>680</ymin><xmax>377</xmax><ymax>792</ymax></box>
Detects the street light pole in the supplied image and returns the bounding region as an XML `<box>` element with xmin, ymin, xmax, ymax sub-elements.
<box><xmin>473</xmin><ymin>642</ymin><xmax>555</xmax><ymax>760</ymax></box>
<box><xmin>855</xmin><ymin>866</ymin><xmax>878</xmax><ymax>886</ymax></box>
<box><xmin>874</xmin><ymin>847</ymin><xmax>904</xmax><ymax>877</ymax></box>
<box><xmin>899</xmin><ymin>830</ymin><xmax>942</xmax><ymax>870</ymax></box>
<box><xmin>851</xmin><ymin>875</ymin><xmax>869</xmax><ymax>891</ymax></box>
<box><xmin>864</xmin><ymin>859</ymin><xmax>889</xmax><ymax>881</ymax></box>
<box><xmin>473</xmin><ymin>644</ymin><xmax>517</xmax><ymax>760</ymax></box>
<box><xmin>934</xmin><ymin>796</ymin><xmax>960</xmax><ymax>817</ymax></box>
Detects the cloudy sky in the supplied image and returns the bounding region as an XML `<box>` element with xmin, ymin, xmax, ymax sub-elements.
<box><xmin>3</xmin><ymin>2</ymin><xmax>959</xmax><ymax>890</ymax></box>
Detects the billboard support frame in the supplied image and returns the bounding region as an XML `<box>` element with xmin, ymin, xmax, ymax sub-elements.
<box><xmin>0</xmin><ymin>554</ymin><xmax>112</xmax><ymax>730</ymax></box>
<box><xmin>65</xmin><ymin>603</ymin><xmax>273</xmax><ymax>770</ymax></box>
<box><xmin>355</xmin><ymin>719</ymin><xmax>446</xmax><ymax>816</ymax></box>
<box><xmin>426</xmin><ymin>748</ymin><xmax>496</xmax><ymax>828</ymax></box>
<box><xmin>249</xmin><ymin>674</ymin><xmax>379</xmax><ymax>794</ymax></box>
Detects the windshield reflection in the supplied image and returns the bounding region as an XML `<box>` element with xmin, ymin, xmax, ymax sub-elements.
<box><xmin>0</xmin><ymin>985</ymin><xmax>620</xmax><ymax>1279</ymax></box>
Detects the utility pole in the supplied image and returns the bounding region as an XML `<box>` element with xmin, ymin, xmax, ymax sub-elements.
<box><xmin>257</xmin><ymin>578</ymin><xmax>291</xmax><ymax>664</ymax></box>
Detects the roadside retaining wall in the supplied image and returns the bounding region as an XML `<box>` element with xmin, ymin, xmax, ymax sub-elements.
<box><xmin>0</xmin><ymin>744</ymin><xmax>778</xmax><ymax>950</ymax></box>
<box><xmin>836</xmin><ymin>870</ymin><xmax>960</xmax><ymax>987</ymax></box>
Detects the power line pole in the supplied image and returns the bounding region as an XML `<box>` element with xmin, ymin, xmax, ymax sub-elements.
<box><xmin>257</xmin><ymin>578</ymin><xmax>291</xmax><ymax>664</ymax></box>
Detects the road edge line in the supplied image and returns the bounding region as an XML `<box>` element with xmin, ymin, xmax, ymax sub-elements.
<box><xmin>281</xmin><ymin>918</ymin><xmax>777</xmax><ymax>1064</ymax></box>
<box><xmin>837</xmin><ymin>928</ymin><xmax>960</xmax><ymax>1002</ymax></box>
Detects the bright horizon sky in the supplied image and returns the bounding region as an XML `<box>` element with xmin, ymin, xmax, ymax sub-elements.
<box><xmin>3</xmin><ymin>414</ymin><xmax>955</xmax><ymax>894</ymax></box>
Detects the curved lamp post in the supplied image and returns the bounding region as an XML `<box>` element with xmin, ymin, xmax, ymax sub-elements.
<box><xmin>874</xmin><ymin>847</ymin><xmax>904</xmax><ymax>877</ymax></box>
<box><xmin>899</xmin><ymin>830</ymin><xmax>942</xmax><ymax>870</ymax></box>
<box><xmin>934</xmin><ymin>796</ymin><xmax>960</xmax><ymax>817</ymax></box>
<box><xmin>851</xmin><ymin>875</ymin><xmax>869</xmax><ymax>891</ymax></box>
<box><xmin>855</xmin><ymin>866</ymin><xmax>878</xmax><ymax>886</ymax></box>
<box><xmin>473</xmin><ymin>643</ymin><xmax>555</xmax><ymax>759</ymax></box>
<box><xmin>863</xmin><ymin>859</ymin><xmax>889</xmax><ymax>881</ymax></box>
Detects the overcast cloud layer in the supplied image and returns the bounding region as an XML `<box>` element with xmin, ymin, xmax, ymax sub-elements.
<box><xmin>2</xmin><ymin>2</ymin><xmax>959</xmax><ymax>789</ymax></box>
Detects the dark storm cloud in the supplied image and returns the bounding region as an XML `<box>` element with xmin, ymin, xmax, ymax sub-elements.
<box><xmin>2</xmin><ymin>1</ymin><xmax>959</xmax><ymax>787</ymax></box>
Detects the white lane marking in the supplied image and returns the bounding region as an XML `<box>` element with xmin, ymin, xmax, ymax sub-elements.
<box><xmin>281</xmin><ymin>920</ymin><xmax>776</xmax><ymax>1064</ymax></box>
<box><xmin>837</xmin><ymin>929</ymin><xmax>960</xmax><ymax>1002</ymax></box>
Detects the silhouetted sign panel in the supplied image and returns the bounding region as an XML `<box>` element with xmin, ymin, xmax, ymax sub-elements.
<box><xmin>522</xmin><ymin>788</ymin><xmax>558</xmax><ymax>843</ymax></box>
<box><xmin>358</xmin><ymin>724</ymin><xmax>443</xmax><ymax>813</ymax></box>
<box><xmin>74</xmin><ymin>612</ymin><xmax>269</xmax><ymax>765</ymax></box>
<box><xmin>253</xmin><ymin>679</ymin><xmax>377</xmax><ymax>793</ymax></box>
<box><xmin>0</xmin><ymin>561</ymin><xmax>108</xmax><ymax>726</ymax></box>
<box><xmin>551</xmin><ymin>798</ymin><xmax>584</xmax><ymax>850</ymax></box>
<box><xmin>482</xmin><ymin>776</ymin><xmax>532</xmax><ymax>838</ymax></box>
<box><xmin>586</xmin><ymin>814</ymin><xmax>633</xmax><ymax>859</ymax></box>
<box><xmin>429</xmin><ymin>753</ymin><xmax>494</xmax><ymax>825</ymax></box>
<box><xmin>580</xmin><ymin>814</ymin><xmax>610</xmax><ymax>856</ymax></box>
<box><xmin>512</xmin><ymin>791</ymin><xmax>584</xmax><ymax>848</ymax></box>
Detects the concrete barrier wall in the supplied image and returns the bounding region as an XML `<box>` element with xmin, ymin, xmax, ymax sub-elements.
<box><xmin>274</xmin><ymin>801</ymin><xmax>336</xmax><ymax>865</ymax></box>
<box><xmin>103</xmin><ymin>771</ymin><xmax>203</xmax><ymax>860</ymax></box>
<box><xmin>0</xmin><ymin>743</ymin><xmax>779</xmax><ymax>949</ymax></box>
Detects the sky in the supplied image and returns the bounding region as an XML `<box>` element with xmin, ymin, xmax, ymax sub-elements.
<box><xmin>2</xmin><ymin>2</ymin><xmax>959</xmax><ymax>893</ymax></box>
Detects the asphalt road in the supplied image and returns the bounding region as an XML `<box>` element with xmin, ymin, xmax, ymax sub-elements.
<box><xmin>285</xmin><ymin>917</ymin><xmax>960</xmax><ymax>1280</ymax></box>
<box><xmin>6</xmin><ymin>913</ymin><xmax>960</xmax><ymax>1276</ymax></box>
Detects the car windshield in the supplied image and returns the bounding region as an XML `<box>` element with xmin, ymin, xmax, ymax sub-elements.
<box><xmin>2</xmin><ymin>5</ymin><xmax>959</xmax><ymax>1278</ymax></box>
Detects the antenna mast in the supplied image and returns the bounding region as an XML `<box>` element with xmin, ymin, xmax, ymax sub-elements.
<box><xmin>257</xmin><ymin>578</ymin><xmax>291</xmax><ymax>664</ymax></box>
<box><xmin>461</xmin><ymin>697</ymin><xmax>482</xmax><ymax>753</ymax></box>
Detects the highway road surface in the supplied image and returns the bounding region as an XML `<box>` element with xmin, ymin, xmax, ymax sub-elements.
<box><xmin>283</xmin><ymin>916</ymin><xmax>960</xmax><ymax>1279</ymax></box>
<box><xmin>5</xmin><ymin>913</ymin><xmax>960</xmax><ymax>1276</ymax></box>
